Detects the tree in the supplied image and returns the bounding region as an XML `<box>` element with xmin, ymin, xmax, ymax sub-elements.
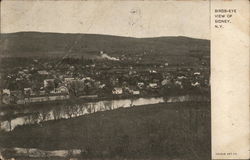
<box><xmin>45</xmin><ymin>80</ymin><xmax>55</xmax><ymax>94</ymax></box>
<box><xmin>52</xmin><ymin>107</ymin><xmax>62</xmax><ymax>120</ymax></box>
<box><xmin>38</xmin><ymin>110</ymin><xmax>50</xmax><ymax>122</ymax></box>
<box><xmin>64</xmin><ymin>105</ymin><xmax>80</xmax><ymax>118</ymax></box>
<box><xmin>25</xmin><ymin>113</ymin><xmax>39</xmax><ymax>124</ymax></box>
<box><xmin>68</xmin><ymin>80</ymin><xmax>85</xmax><ymax>97</ymax></box>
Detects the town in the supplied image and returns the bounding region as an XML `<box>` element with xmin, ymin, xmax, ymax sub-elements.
<box><xmin>0</xmin><ymin>51</ymin><xmax>210</xmax><ymax>105</ymax></box>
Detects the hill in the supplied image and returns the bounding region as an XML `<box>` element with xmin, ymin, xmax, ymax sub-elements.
<box><xmin>0</xmin><ymin>32</ymin><xmax>210</xmax><ymax>58</ymax></box>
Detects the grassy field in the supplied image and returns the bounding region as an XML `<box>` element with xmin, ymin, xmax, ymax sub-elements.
<box><xmin>0</xmin><ymin>101</ymin><xmax>211</xmax><ymax>160</ymax></box>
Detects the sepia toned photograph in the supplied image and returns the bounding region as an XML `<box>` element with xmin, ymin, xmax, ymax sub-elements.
<box><xmin>0</xmin><ymin>1</ymin><xmax>211</xmax><ymax>160</ymax></box>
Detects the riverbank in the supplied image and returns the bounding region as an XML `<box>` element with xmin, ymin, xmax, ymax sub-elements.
<box><xmin>0</xmin><ymin>89</ymin><xmax>210</xmax><ymax>109</ymax></box>
<box><xmin>0</xmin><ymin>101</ymin><xmax>211</xmax><ymax>160</ymax></box>
<box><xmin>0</xmin><ymin>95</ymin><xmax>210</xmax><ymax>131</ymax></box>
<box><xmin>0</xmin><ymin>91</ymin><xmax>210</xmax><ymax>117</ymax></box>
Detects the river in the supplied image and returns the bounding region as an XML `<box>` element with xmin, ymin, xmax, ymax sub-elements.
<box><xmin>0</xmin><ymin>95</ymin><xmax>209</xmax><ymax>131</ymax></box>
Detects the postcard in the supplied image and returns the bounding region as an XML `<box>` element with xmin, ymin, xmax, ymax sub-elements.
<box><xmin>0</xmin><ymin>0</ymin><xmax>249</xmax><ymax>160</ymax></box>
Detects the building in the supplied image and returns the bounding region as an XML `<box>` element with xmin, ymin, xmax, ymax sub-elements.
<box><xmin>112</xmin><ymin>88</ymin><xmax>123</xmax><ymax>95</ymax></box>
<box><xmin>161</xmin><ymin>79</ymin><xmax>170</xmax><ymax>86</ymax></box>
<box><xmin>175</xmin><ymin>80</ymin><xmax>183</xmax><ymax>88</ymax></box>
<box><xmin>55</xmin><ymin>86</ymin><xmax>69</xmax><ymax>94</ymax></box>
<box><xmin>24</xmin><ymin>88</ymin><xmax>32</xmax><ymax>95</ymax></box>
<box><xmin>137</xmin><ymin>82</ymin><xmax>144</xmax><ymax>89</ymax></box>
<box><xmin>39</xmin><ymin>90</ymin><xmax>46</xmax><ymax>96</ymax></box>
<box><xmin>194</xmin><ymin>72</ymin><xmax>201</xmax><ymax>75</ymax></box>
<box><xmin>24</xmin><ymin>95</ymin><xmax>70</xmax><ymax>103</ymax></box>
<box><xmin>191</xmin><ymin>82</ymin><xmax>200</xmax><ymax>87</ymax></box>
<box><xmin>2</xmin><ymin>94</ymin><xmax>10</xmax><ymax>104</ymax></box>
<box><xmin>44</xmin><ymin>79</ymin><xmax>55</xmax><ymax>88</ymax></box>
<box><xmin>149</xmin><ymin>83</ymin><xmax>158</xmax><ymax>89</ymax></box>
<box><xmin>64</xmin><ymin>77</ymin><xmax>74</xmax><ymax>82</ymax></box>
<box><xmin>131</xmin><ymin>90</ymin><xmax>140</xmax><ymax>95</ymax></box>
<box><xmin>2</xmin><ymin>89</ymin><xmax>10</xmax><ymax>95</ymax></box>
<box><xmin>38</xmin><ymin>70</ymin><xmax>49</xmax><ymax>75</ymax></box>
<box><xmin>10</xmin><ymin>90</ymin><xmax>24</xmax><ymax>104</ymax></box>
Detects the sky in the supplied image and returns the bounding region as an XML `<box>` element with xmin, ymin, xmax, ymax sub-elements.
<box><xmin>1</xmin><ymin>0</ymin><xmax>210</xmax><ymax>39</ymax></box>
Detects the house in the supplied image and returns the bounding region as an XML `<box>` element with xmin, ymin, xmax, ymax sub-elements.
<box><xmin>44</xmin><ymin>79</ymin><xmax>55</xmax><ymax>88</ymax></box>
<box><xmin>149</xmin><ymin>83</ymin><xmax>158</xmax><ymax>89</ymax></box>
<box><xmin>64</xmin><ymin>77</ymin><xmax>74</xmax><ymax>82</ymax></box>
<box><xmin>10</xmin><ymin>90</ymin><xmax>23</xmax><ymax>97</ymax></box>
<box><xmin>161</xmin><ymin>79</ymin><xmax>171</xmax><ymax>86</ymax></box>
<box><xmin>177</xmin><ymin>76</ymin><xmax>187</xmax><ymax>80</ymax></box>
<box><xmin>9</xmin><ymin>90</ymin><xmax>24</xmax><ymax>104</ymax></box>
<box><xmin>81</xmin><ymin>77</ymin><xmax>92</xmax><ymax>81</ymax></box>
<box><xmin>99</xmin><ymin>84</ymin><xmax>106</xmax><ymax>89</ymax></box>
<box><xmin>175</xmin><ymin>80</ymin><xmax>183</xmax><ymax>88</ymax></box>
<box><xmin>16</xmin><ymin>77</ymin><xmax>22</xmax><ymax>81</ymax></box>
<box><xmin>137</xmin><ymin>82</ymin><xmax>144</xmax><ymax>89</ymax></box>
<box><xmin>39</xmin><ymin>90</ymin><xmax>46</xmax><ymax>96</ymax></box>
<box><xmin>2</xmin><ymin>89</ymin><xmax>10</xmax><ymax>95</ymax></box>
<box><xmin>194</xmin><ymin>72</ymin><xmax>201</xmax><ymax>75</ymax></box>
<box><xmin>112</xmin><ymin>87</ymin><xmax>123</xmax><ymax>95</ymax></box>
<box><xmin>132</xmin><ymin>90</ymin><xmax>140</xmax><ymax>95</ymax></box>
<box><xmin>56</xmin><ymin>86</ymin><xmax>69</xmax><ymax>94</ymax></box>
<box><xmin>18</xmin><ymin>71</ymin><xmax>25</xmax><ymax>75</ymax></box>
<box><xmin>16</xmin><ymin>99</ymin><xmax>25</xmax><ymax>104</ymax></box>
<box><xmin>24</xmin><ymin>88</ymin><xmax>32</xmax><ymax>95</ymax></box>
<box><xmin>2</xmin><ymin>94</ymin><xmax>10</xmax><ymax>104</ymax></box>
<box><xmin>129</xmin><ymin>70</ymin><xmax>137</xmax><ymax>75</ymax></box>
<box><xmin>149</xmin><ymin>70</ymin><xmax>157</xmax><ymax>73</ymax></box>
<box><xmin>125</xmin><ymin>86</ymin><xmax>140</xmax><ymax>95</ymax></box>
<box><xmin>191</xmin><ymin>82</ymin><xmax>200</xmax><ymax>87</ymax></box>
<box><xmin>38</xmin><ymin>70</ymin><xmax>49</xmax><ymax>75</ymax></box>
<box><xmin>23</xmin><ymin>69</ymin><xmax>29</xmax><ymax>73</ymax></box>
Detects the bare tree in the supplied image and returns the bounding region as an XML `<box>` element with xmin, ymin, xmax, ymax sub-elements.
<box><xmin>24</xmin><ymin>113</ymin><xmax>39</xmax><ymax>124</ymax></box>
<box><xmin>72</xmin><ymin>104</ymin><xmax>81</xmax><ymax>117</ymax></box>
<box><xmin>78</xmin><ymin>104</ymin><xmax>86</xmax><ymax>115</ymax></box>
<box><xmin>38</xmin><ymin>110</ymin><xmax>50</xmax><ymax>122</ymax></box>
<box><xmin>86</xmin><ymin>105</ymin><xmax>93</xmax><ymax>114</ymax></box>
<box><xmin>8</xmin><ymin>119</ymin><xmax>12</xmax><ymax>131</ymax></box>
<box><xmin>64</xmin><ymin>105</ymin><xmax>75</xmax><ymax>118</ymax></box>
<box><xmin>52</xmin><ymin>107</ymin><xmax>62</xmax><ymax>120</ymax></box>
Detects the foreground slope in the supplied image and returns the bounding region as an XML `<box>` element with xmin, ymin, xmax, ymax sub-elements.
<box><xmin>0</xmin><ymin>102</ymin><xmax>211</xmax><ymax>159</ymax></box>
